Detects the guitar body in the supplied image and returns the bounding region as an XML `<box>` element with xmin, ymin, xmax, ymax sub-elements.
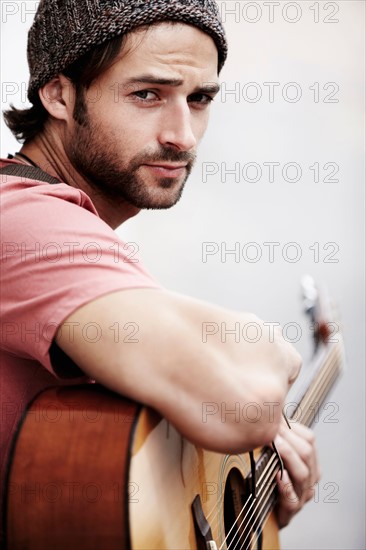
<box><xmin>130</xmin><ymin>407</ymin><xmax>279</xmax><ymax>550</ymax></box>
<box><xmin>6</xmin><ymin>386</ymin><xmax>137</xmax><ymax>550</ymax></box>
<box><xmin>5</xmin><ymin>385</ymin><xmax>279</xmax><ymax>550</ymax></box>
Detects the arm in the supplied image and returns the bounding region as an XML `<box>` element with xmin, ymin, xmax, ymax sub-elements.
<box><xmin>55</xmin><ymin>287</ymin><xmax>302</xmax><ymax>453</ymax></box>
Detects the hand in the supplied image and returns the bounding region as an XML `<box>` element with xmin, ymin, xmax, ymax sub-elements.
<box><xmin>274</xmin><ymin>420</ymin><xmax>321</xmax><ymax>528</ymax></box>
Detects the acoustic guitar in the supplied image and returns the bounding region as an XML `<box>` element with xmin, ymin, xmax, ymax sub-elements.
<box><xmin>4</xmin><ymin>278</ymin><xmax>345</xmax><ymax>549</ymax></box>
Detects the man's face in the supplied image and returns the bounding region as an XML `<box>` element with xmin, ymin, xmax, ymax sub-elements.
<box><xmin>65</xmin><ymin>22</ymin><xmax>220</xmax><ymax>210</ymax></box>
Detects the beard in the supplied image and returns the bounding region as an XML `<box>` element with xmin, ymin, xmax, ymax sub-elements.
<box><xmin>65</xmin><ymin>113</ymin><xmax>196</xmax><ymax>210</ymax></box>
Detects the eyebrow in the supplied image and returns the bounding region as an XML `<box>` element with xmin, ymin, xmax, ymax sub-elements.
<box><xmin>124</xmin><ymin>75</ymin><xmax>221</xmax><ymax>94</ymax></box>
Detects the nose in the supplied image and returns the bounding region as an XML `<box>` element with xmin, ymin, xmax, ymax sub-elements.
<box><xmin>157</xmin><ymin>101</ymin><xmax>197</xmax><ymax>152</ymax></box>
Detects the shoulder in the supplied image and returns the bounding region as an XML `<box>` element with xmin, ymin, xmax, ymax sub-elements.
<box><xmin>0</xmin><ymin>158</ymin><xmax>97</xmax><ymax>216</ymax></box>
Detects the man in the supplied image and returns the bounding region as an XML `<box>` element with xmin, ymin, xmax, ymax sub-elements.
<box><xmin>1</xmin><ymin>0</ymin><xmax>319</xmax><ymax>542</ymax></box>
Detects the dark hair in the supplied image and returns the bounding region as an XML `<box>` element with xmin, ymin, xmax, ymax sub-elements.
<box><xmin>3</xmin><ymin>35</ymin><xmax>125</xmax><ymax>143</ymax></box>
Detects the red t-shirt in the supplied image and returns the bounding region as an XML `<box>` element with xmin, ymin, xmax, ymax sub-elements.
<box><xmin>0</xmin><ymin>159</ymin><xmax>161</xmax><ymax>524</ymax></box>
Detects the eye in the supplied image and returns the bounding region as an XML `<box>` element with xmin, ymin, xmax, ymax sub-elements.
<box><xmin>127</xmin><ymin>90</ymin><xmax>160</xmax><ymax>103</ymax></box>
<box><xmin>188</xmin><ymin>93</ymin><xmax>215</xmax><ymax>106</ymax></box>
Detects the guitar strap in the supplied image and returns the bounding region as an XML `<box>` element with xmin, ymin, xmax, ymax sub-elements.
<box><xmin>0</xmin><ymin>161</ymin><xmax>85</xmax><ymax>379</ymax></box>
<box><xmin>0</xmin><ymin>163</ymin><xmax>61</xmax><ymax>185</ymax></box>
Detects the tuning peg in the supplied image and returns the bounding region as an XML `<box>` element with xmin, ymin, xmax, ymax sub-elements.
<box><xmin>301</xmin><ymin>274</ymin><xmax>318</xmax><ymax>304</ymax></box>
<box><xmin>301</xmin><ymin>274</ymin><xmax>318</xmax><ymax>325</ymax></box>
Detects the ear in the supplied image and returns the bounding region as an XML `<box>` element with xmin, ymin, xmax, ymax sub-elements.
<box><xmin>38</xmin><ymin>75</ymin><xmax>76</xmax><ymax>122</ymax></box>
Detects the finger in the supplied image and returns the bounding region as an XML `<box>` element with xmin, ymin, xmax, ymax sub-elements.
<box><xmin>275</xmin><ymin>469</ymin><xmax>301</xmax><ymax>528</ymax></box>
<box><xmin>282</xmin><ymin>420</ymin><xmax>314</xmax><ymax>443</ymax></box>
<box><xmin>281</xmin><ymin>422</ymin><xmax>321</xmax><ymax>487</ymax></box>
<box><xmin>274</xmin><ymin>431</ymin><xmax>313</xmax><ymax>502</ymax></box>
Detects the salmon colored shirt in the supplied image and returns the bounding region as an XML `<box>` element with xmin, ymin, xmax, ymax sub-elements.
<box><xmin>0</xmin><ymin>159</ymin><xmax>161</xmax><ymax>529</ymax></box>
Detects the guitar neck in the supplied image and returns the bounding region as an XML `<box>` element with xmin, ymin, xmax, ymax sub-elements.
<box><xmin>289</xmin><ymin>337</ymin><xmax>344</xmax><ymax>427</ymax></box>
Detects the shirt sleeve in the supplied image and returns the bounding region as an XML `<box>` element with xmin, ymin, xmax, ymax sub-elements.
<box><xmin>0</xmin><ymin>177</ymin><xmax>161</xmax><ymax>375</ymax></box>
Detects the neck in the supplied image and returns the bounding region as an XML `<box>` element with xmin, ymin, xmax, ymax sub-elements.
<box><xmin>20</xmin><ymin>133</ymin><xmax>140</xmax><ymax>229</ymax></box>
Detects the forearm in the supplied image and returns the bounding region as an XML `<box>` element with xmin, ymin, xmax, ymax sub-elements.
<box><xmin>56</xmin><ymin>288</ymin><xmax>301</xmax><ymax>453</ymax></box>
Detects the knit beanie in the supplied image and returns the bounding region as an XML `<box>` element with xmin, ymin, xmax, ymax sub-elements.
<box><xmin>27</xmin><ymin>0</ymin><xmax>228</xmax><ymax>104</ymax></box>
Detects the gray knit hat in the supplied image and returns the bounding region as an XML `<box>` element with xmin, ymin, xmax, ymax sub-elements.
<box><xmin>27</xmin><ymin>0</ymin><xmax>227</xmax><ymax>104</ymax></box>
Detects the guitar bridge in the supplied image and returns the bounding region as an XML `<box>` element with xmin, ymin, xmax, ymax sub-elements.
<box><xmin>192</xmin><ymin>494</ymin><xmax>217</xmax><ymax>550</ymax></box>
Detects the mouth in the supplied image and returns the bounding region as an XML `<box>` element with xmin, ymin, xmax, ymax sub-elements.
<box><xmin>142</xmin><ymin>163</ymin><xmax>188</xmax><ymax>178</ymax></box>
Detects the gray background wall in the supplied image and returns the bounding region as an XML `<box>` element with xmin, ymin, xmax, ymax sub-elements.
<box><xmin>1</xmin><ymin>1</ymin><xmax>365</xmax><ymax>548</ymax></box>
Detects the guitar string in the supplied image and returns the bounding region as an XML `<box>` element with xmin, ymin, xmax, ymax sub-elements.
<box><xmin>221</xmin><ymin>455</ymin><xmax>280</xmax><ymax>550</ymax></box>
<box><xmin>220</xmin><ymin>373</ymin><xmax>334</xmax><ymax>550</ymax></box>
<box><xmin>235</xmin><ymin>480</ymin><xmax>278</xmax><ymax>550</ymax></box>
<box><xmin>235</xmin><ymin>347</ymin><xmax>342</xmax><ymax>550</ymax></box>
<box><xmin>300</xmin><ymin>365</ymin><xmax>340</xmax><ymax>427</ymax></box>
<box><xmin>225</xmin><ymin>346</ymin><xmax>340</xmax><ymax>549</ymax></box>
<box><xmin>239</xmin><ymin>347</ymin><xmax>341</xmax><ymax>550</ymax></box>
<box><xmin>217</xmin><ymin>477</ymin><xmax>266</xmax><ymax>550</ymax></box>
<box><xmin>231</xmin><ymin>460</ymin><xmax>280</xmax><ymax>549</ymax></box>
<box><xmin>289</xmin><ymin>344</ymin><xmax>338</xmax><ymax>423</ymax></box>
<box><xmin>203</xmin><ymin>449</ymin><xmax>278</xmax><ymax>529</ymax></box>
<box><xmin>229</xmin><ymin>348</ymin><xmax>340</xmax><ymax>549</ymax></box>
<box><xmin>249</xmin><ymin>486</ymin><xmax>278</xmax><ymax>547</ymax></box>
<box><xmin>213</xmin><ymin>344</ymin><xmax>341</xmax><ymax>549</ymax></box>
<box><xmin>301</xmin><ymin>356</ymin><xmax>340</xmax><ymax>423</ymax></box>
<box><xmin>234</xmin><ymin>345</ymin><xmax>338</xmax><ymax>550</ymax></box>
<box><xmin>246</xmin><ymin>486</ymin><xmax>279</xmax><ymax>550</ymax></box>
<box><xmin>207</xmin><ymin>462</ymin><xmax>264</xmax><ymax>549</ymax></box>
<box><xmin>300</xmin><ymin>350</ymin><xmax>341</xmax><ymax>422</ymax></box>
<box><xmin>231</xmin><ymin>460</ymin><xmax>281</xmax><ymax>550</ymax></box>
<box><xmin>225</xmin><ymin>424</ymin><xmax>324</xmax><ymax>548</ymax></box>
<box><xmin>294</xmin><ymin>347</ymin><xmax>341</xmax><ymax>426</ymax></box>
<box><xmin>236</xmin><ymin>351</ymin><xmax>340</xmax><ymax>549</ymax></box>
<box><xmin>222</xmin><ymin>482</ymin><xmax>275</xmax><ymax>550</ymax></box>
<box><xmin>297</xmin><ymin>345</ymin><xmax>340</xmax><ymax>411</ymax></box>
<box><xmin>230</xmin><ymin>482</ymin><xmax>277</xmax><ymax>549</ymax></box>
<box><xmin>288</xmin><ymin>345</ymin><xmax>340</xmax><ymax>425</ymax></box>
